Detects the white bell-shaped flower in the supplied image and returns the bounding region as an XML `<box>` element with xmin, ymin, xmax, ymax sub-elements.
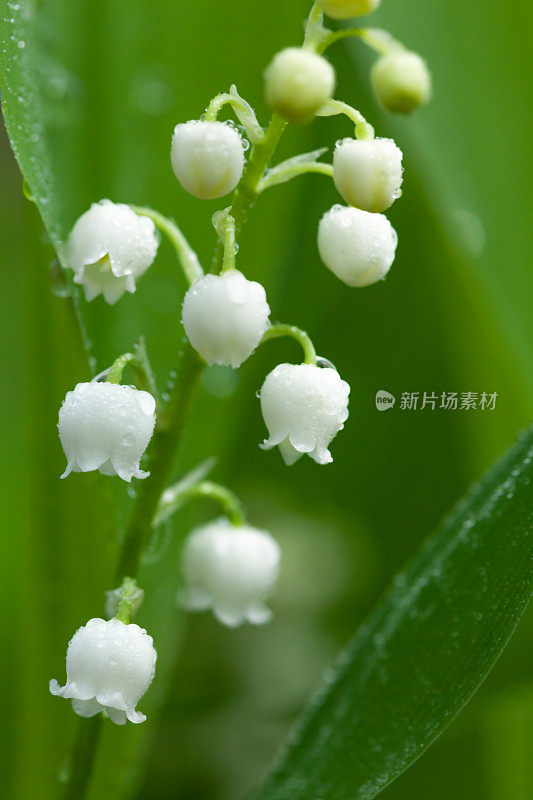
<box><xmin>50</xmin><ymin>618</ymin><xmax>157</xmax><ymax>725</ymax></box>
<box><xmin>171</xmin><ymin>120</ymin><xmax>245</xmax><ymax>199</ymax></box>
<box><xmin>180</xmin><ymin>519</ymin><xmax>280</xmax><ymax>627</ymax></box>
<box><xmin>264</xmin><ymin>47</ymin><xmax>335</xmax><ymax>124</ymax></box>
<box><xmin>58</xmin><ymin>382</ymin><xmax>156</xmax><ymax>481</ymax></box>
<box><xmin>317</xmin><ymin>0</ymin><xmax>381</xmax><ymax>18</ymax></box>
<box><xmin>65</xmin><ymin>200</ymin><xmax>159</xmax><ymax>304</ymax></box>
<box><xmin>333</xmin><ymin>137</ymin><xmax>403</xmax><ymax>213</ymax></box>
<box><xmin>260</xmin><ymin>362</ymin><xmax>350</xmax><ymax>465</ymax></box>
<box><xmin>182</xmin><ymin>270</ymin><xmax>270</xmax><ymax>368</ymax></box>
<box><xmin>318</xmin><ymin>204</ymin><xmax>398</xmax><ymax>287</ymax></box>
<box><xmin>371</xmin><ymin>51</ymin><xmax>432</xmax><ymax>114</ymax></box>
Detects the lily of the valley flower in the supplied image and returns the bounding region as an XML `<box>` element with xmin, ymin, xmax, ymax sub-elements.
<box><xmin>371</xmin><ymin>51</ymin><xmax>432</xmax><ymax>115</ymax></box>
<box><xmin>317</xmin><ymin>204</ymin><xmax>398</xmax><ymax>287</ymax></box>
<box><xmin>333</xmin><ymin>137</ymin><xmax>403</xmax><ymax>213</ymax></box>
<box><xmin>180</xmin><ymin>519</ymin><xmax>281</xmax><ymax>627</ymax></box>
<box><xmin>50</xmin><ymin>618</ymin><xmax>157</xmax><ymax>725</ymax></box>
<box><xmin>58</xmin><ymin>382</ymin><xmax>156</xmax><ymax>482</ymax></box>
<box><xmin>264</xmin><ymin>47</ymin><xmax>335</xmax><ymax>124</ymax></box>
<box><xmin>66</xmin><ymin>200</ymin><xmax>159</xmax><ymax>304</ymax></box>
<box><xmin>181</xmin><ymin>270</ymin><xmax>271</xmax><ymax>368</ymax></box>
<box><xmin>171</xmin><ymin>120</ymin><xmax>245</xmax><ymax>199</ymax></box>
<box><xmin>260</xmin><ymin>362</ymin><xmax>350</xmax><ymax>465</ymax></box>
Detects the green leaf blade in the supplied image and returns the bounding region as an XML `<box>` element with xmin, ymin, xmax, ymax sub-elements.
<box><xmin>255</xmin><ymin>429</ymin><xmax>533</xmax><ymax>800</ymax></box>
<box><xmin>1</xmin><ymin>0</ymin><xmax>65</xmax><ymax>244</ymax></box>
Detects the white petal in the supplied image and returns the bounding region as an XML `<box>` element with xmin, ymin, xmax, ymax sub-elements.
<box><xmin>171</xmin><ymin>121</ymin><xmax>244</xmax><ymax>200</ymax></box>
<box><xmin>260</xmin><ymin>363</ymin><xmax>350</xmax><ymax>466</ymax></box>
<box><xmin>181</xmin><ymin>520</ymin><xmax>280</xmax><ymax>627</ymax></box>
<box><xmin>182</xmin><ymin>271</ymin><xmax>270</xmax><ymax>368</ymax></box>
<box><xmin>71</xmin><ymin>698</ymin><xmax>103</xmax><ymax>718</ymax></box>
<box><xmin>278</xmin><ymin>438</ymin><xmax>304</xmax><ymax>466</ymax></box>
<box><xmin>106</xmin><ymin>707</ymin><xmax>128</xmax><ymax>725</ymax></box>
<box><xmin>246</xmin><ymin>605</ymin><xmax>273</xmax><ymax>625</ymax></box>
<box><xmin>58</xmin><ymin>383</ymin><xmax>156</xmax><ymax>483</ymax></box>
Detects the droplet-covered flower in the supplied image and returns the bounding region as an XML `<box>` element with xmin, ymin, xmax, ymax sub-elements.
<box><xmin>317</xmin><ymin>0</ymin><xmax>381</xmax><ymax>18</ymax></box>
<box><xmin>58</xmin><ymin>382</ymin><xmax>156</xmax><ymax>481</ymax></box>
<box><xmin>371</xmin><ymin>51</ymin><xmax>432</xmax><ymax>114</ymax></box>
<box><xmin>264</xmin><ymin>47</ymin><xmax>335</xmax><ymax>124</ymax></box>
<box><xmin>333</xmin><ymin>137</ymin><xmax>403</xmax><ymax>213</ymax></box>
<box><xmin>180</xmin><ymin>519</ymin><xmax>280</xmax><ymax>627</ymax></box>
<box><xmin>260</xmin><ymin>363</ymin><xmax>350</xmax><ymax>465</ymax></box>
<box><xmin>65</xmin><ymin>200</ymin><xmax>159</xmax><ymax>304</ymax></box>
<box><xmin>50</xmin><ymin>618</ymin><xmax>157</xmax><ymax>725</ymax></box>
<box><xmin>318</xmin><ymin>205</ymin><xmax>397</xmax><ymax>287</ymax></box>
<box><xmin>182</xmin><ymin>270</ymin><xmax>270</xmax><ymax>368</ymax></box>
<box><xmin>171</xmin><ymin>120</ymin><xmax>245</xmax><ymax>199</ymax></box>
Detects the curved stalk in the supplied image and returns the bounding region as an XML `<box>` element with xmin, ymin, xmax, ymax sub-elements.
<box><xmin>155</xmin><ymin>480</ymin><xmax>246</xmax><ymax>527</ymax></box>
<box><xmin>260</xmin><ymin>323</ymin><xmax>317</xmax><ymax>365</ymax></box>
<box><xmin>131</xmin><ymin>205</ymin><xmax>203</xmax><ymax>285</ymax></box>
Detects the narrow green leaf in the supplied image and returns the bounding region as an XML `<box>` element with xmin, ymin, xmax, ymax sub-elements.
<box><xmin>0</xmin><ymin>1</ymin><xmax>65</xmax><ymax>243</ymax></box>
<box><xmin>255</xmin><ymin>428</ymin><xmax>533</xmax><ymax>800</ymax></box>
<box><xmin>1</xmin><ymin>2</ymin><xmax>96</xmax><ymax>369</ymax></box>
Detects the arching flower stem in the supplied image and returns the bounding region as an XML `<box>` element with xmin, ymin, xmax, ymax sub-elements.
<box><xmin>130</xmin><ymin>205</ymin><xmax>203</xmax><ymax>286</ymax></box>
<box><xmin>260</xmin><ymin>323</ymin><xmax>317</xmax><ymax>366</ymax></box>
<box><xmin>154</xmin><ymin>480</ymin><xmax>246</xmax><ymax>528</ymax></box>
<box><xmin>105</xmin><ymin>343</ymin><xmax>161</xmax><ymax>407</ymax></box>
<box><xmin>316</xmin><ymin>98</ymin><xmax>375</xmax><ymax>140</ymax></box>
<box><xmin>204</xmin><ymin>85</ymin><xmax>264</xmax><ymax>142</ymax></box>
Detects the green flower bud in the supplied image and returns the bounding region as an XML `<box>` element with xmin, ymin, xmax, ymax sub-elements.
<box><xmin>371</xmin><ymin>51</ymin><xmax>431</xmax><ymax>114</ymax></box>
<box><xmin>264</xmin><ymin>47</ymin><xmax>335</xmax><ymax>124</ymax></box>
<box><xmin>317</xmin><ymin>0</ymin><xmax>381</xmax><ymax>19</ymax></box>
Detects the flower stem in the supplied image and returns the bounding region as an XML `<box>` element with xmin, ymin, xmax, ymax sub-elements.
<box><xmin>154</xmin><ymin>479</ymin><xmax>246</xmax><ymax>527</ymax></box>
<box><xmin>115</xmin><ymin>577</ymin><xmax>142</xmax><ymax>624</ymax></box>
<box><xmin>131</xmin><ymin>205</ymin><xmax>203</xmax><ymax>285</ymax></box>
<box><xmin>221</xmin><ymin>214</ymin><xmax>237</xmax><ymax>273</ymax></box>
<box><xmin>106</xmin><ymin>352</ymin><xmax>135</xmax><ymax>384</ymax></box>
<box><xmin>204</xmin><ymin>85</ymin><xmax>264</xmax><ymax>142</ymax></box>
<box><xmin>316</xmin><ymin>98</ymin><xmax>374</xmax><ymax>140</ymax></box>
<box><xmin>131</xmin><ymin>338</ymin><xmax>161</xmax><ymax>405</ymax></box>
<box><xmin>260</xmin><ymin>323</ymin><xmax>317</xmax><ymax>365</ymax></box>
<box><xmin>62</xmin><ymin>30</ymin><xmax>296</xmax><ymax>800</ymax></box>
<box><xmin>212</xmin><ymin>113</ymin><xmax>287</xmax><ymax>271</ymax></box>
<box><xmin>320</xmin><ymin>26</ymin><xmax>405</xmax><ymax>56</ymax></box>
<box><xmin>106</xmin><ymin>346</ymin><xmax>161</xmax><ymax>410</ymax></box>
<box><xmin>114</xmin><ymin>341</ymin><xmax>204</xmax><ymax>581</ymax></box>
<box><xmin>59</xmin><ymin>343</ymin><xmax>203</xmax><ymax>800</ymax></box>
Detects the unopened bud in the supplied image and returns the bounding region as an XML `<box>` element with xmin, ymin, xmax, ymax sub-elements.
<box><xmin>371</xmin><ymin>51</ymin><xmax>431</xmax><ymax>114</ymax></box>
<box><xmin>333</xmin><ymin>137</ymin><xmax>403</xmax><ymax>213</ymax></box>
<box><xmin>264</xmin><ymin>47</ymin><xmax>335</xmax><ymax>124</ymax></box>
<box><xmin>318</xmin><ymin>205</ymin><xmax>397</xmax><ymax>287</ymax></box>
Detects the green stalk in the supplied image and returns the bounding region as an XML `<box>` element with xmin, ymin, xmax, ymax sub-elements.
<box><xmin>212</xmin><ymin>113</ymin><xmax>287</xmax><ymax>271</ymax></box>
<box><xmin>62</xmin><ymin>66</ymin><xmax>292</xmax><ymax>800</ymax></box>
<box><xmin>260</xmin><ymin>323</ymin><xmax>317</xmax><ymax>365</ymax></box>
<box><xmin>114</xmin><ymin>341</ymin><xmax>204</xmax><ymax>581</ymax></box>
<box><xmin>154</xmin><ymin>479</ymin><xmax>246</xmax><ymax>528</ymax></box>
<box><xmin>59</xmin><ymin>344</ymin><xmax>204</xmax><ymax>800</ymax></box>
<box><xmin>130</xmin><ymin>206</ymin><xmax>203</xmax><ymax>286</ymax></box>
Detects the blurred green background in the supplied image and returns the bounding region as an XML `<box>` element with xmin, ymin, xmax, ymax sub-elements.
<box><xmin>1</xmin><ymin>1</ymin><xmax>532</xmax><ymax>799</ymax></box>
